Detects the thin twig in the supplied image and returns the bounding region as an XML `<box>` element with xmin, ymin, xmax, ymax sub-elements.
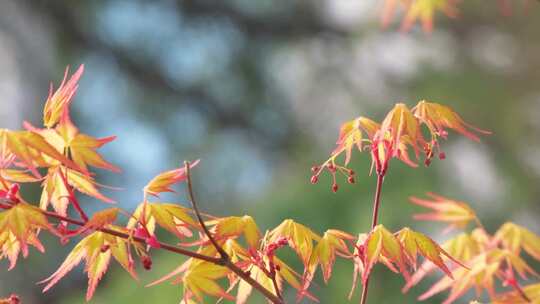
<box><xmin>360</xmin><ymin>173</ymin><xmax>385</xmax><ymax>304</ymax></box>
<box><xmin>57</xmin><ymin>167</ymin><xmax>88</xmax><ymax>222</ymax></box>
<box><xmin>183</xmin><ymin>161</ymin><xmax>229</xmax><ymax>260</ymax></box>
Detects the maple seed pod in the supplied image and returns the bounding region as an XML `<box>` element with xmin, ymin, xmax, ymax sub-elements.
<box><xmin>332</xmin><ymin>183</ymin><xmax>339</xmax><ymax>193</ymax></box>
<box><xmin>347</xmin><ymin>176</ymin><xmax>355</xmax><ymax>184</ymax></box>
<box><xmin>310</xmin><ymin>175</ymin><xmax>319</xmax><ymax>184</ymax></box>
<box><xmin>439</xmin><ymin>152</ymin><xmax>446</xmax><ymax>160</ymax></box>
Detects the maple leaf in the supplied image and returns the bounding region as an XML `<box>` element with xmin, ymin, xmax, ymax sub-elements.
<box><xmin>396</xmin><ymin>228</ymin><xmax>466</xmax><ymax>275</ymax></box>
<box><xmin>493</xmin><ymin>222</ymin><xmax>540</xmax><ymax>261</ymax></box>
<box><xmin>40</xmin><ymin>166</ymin><xmax>113</xmax><ymax>216</ymax></box>
<box><xmin>410</xmin><ymin>192</ymin><xmax>477</xmax><ymax>232</ymax></box>
<box><xmin>401</xmin><ymin>0</ymin><xmax>460</xmax><ymax>33</ymax></box>
<box><xmin>41</xmin><ymin>228</ymin><xmax>137</xmax><ymax>301</ymax></box>
<box><xmin>0</xmin><ymin>203</ymin><xmax>51</xmax><ymax>270</ymax></box>
<box><xmin>0</xmin><ymin>129</ymin><xmax>80</xmax><ymax>178</ymax></box>
<box><xmin>213</xmin><ymin>215</ymin><xmax>261</xmax><ymax>249</ymax></box>
<box><xmin>143</xmin><ymin>160</ymin><xmax>200</xmax><ymax>197</ymax></box>
<box><xmin>26</xmin><ymin>116</ymin><xmax>120</xmax><ymax>173</ymax></box>
<box><xmin>181</xmin><ymin>262</ymin><xmax>233</xmax><ymax>302</ymax></box>
<box><xmin>360</xmin><ymin>225</ymin><xmax>411</xmax><ymax>284</ymax></box>
<box><xmin>494</xmin><ymin>282</ymin><xmax>540</xmax><ymax>304</ymax></box>
<box><xmin>43</xmin><ymin>65</ymin><xmax>84</xmax><ymax>128</ymax></box>
<box><xmin>307</xmin><ymin>229</ymin><xmax>353</xmax><ymax>283</ymax></box>
<box><xmin>403</xmin><ymin>229</ymin><xmax>486</xmax><ymax>292</ymax></box>
<box><xmin>79</xmin><ymin>208</ymin><xmax>120</xmax><ymax>233</ymax></box>
<box><xmin>418</xmin><ymin>249</ymin><xmax>538</xmax><ymax>304</ymax></box>
<box><xmin>128</xmin><ymin>202</ymin><xmax>197</xmax><ymax>241</ymax></box>
<box><xmin>268</xmin><ymin>219</ymin><xmax>321</xmax><ymax>267</ymax></box>
<box><xmin>413</xmin><ymin>100</ymin><xmax>491</xmax><ymax>142</ymax></box>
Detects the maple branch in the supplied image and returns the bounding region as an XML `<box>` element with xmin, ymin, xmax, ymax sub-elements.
<box><xmin>1</xmin><ymin>196</ymin><xmax>284</xmax><ymax>304</ymax></box>
<box><xmin>183</xmin><ymin>161</ymin><xmax>229</xmax><ymax>260</ymax></box>
<box><xmin>360</xmin><ymin>173</ymin><xmax>385</xmax><ymax>304</ymax></box>
<box><xmin>0</xmin><ymin>200</ymin><xmax>222</xmax><ymax>264</ymax></box>
<box><xmin>183</xmin><ymin>161</ymin><xmax>284</xmax><ymax>304</ymax></box>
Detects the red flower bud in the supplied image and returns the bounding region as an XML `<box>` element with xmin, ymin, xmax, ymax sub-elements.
<box><xmin>310</xmin><ymin>175</ymin><xmax>319</xmax><ymax>184</ymax></box>
<box><xmin>332</xmin><ymin>183</ymin><xmax>339</xmax><ymax>193</ymax></box>
<box><xmin>347</xmin><ymin>176</ymin><xmax>355</xmax><ymax>184</ymax></box>
<box><xmin>438</xmin><ymin>152</ymin><xmax>446</xmax><ymax>160</ymax></box>
<box><xmin>142</xmin><ymin>255</ymin><xmax>152</xmax><ymax>270</ymax></box>
<box><xmin>311</xmin><ymin>166</ymin><xmax>320</xmax><ymax>173</ymax></box>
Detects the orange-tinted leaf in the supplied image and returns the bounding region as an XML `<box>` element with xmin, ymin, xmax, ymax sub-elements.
<box><xmin>0</xmin><ymin>203</ymin><xmax>50</xmax><ymax>269</ymax></box>
<box><xmin>410</xmin><ymin>192</ymin><xmax>477</xmax><ymax>232</ymax></box>
<box><xmin>43</xmin><ymin>65</ymin><xmax>84</xmax><ymax>128</ymax></box>
<box><xmin>396</xmin><ymin>228</ymin><xmax>466</xmax><ymax>278</ymax></box>
<box><xmin>378</xmin><ymin>103</ymin><xmax>421</xmax><ymax>159</ymax></box>
<box><xmin>144</xmin><ymin>160</ymin><xmax>200</xmax><ymax>197</ymax></box>
<box><xmin>400</xmin><ymin>0</ymin><xmax>460</xmax><ymax>33</ymax></box>
<box><xmin>363</xmin><ymin>225</ymin><xmax>410</xmax><ymax>284</ymax></box>
<box><xmin>214</xmin><ymin>216</ymin><xmax>261</xmax><ymax>249</ymax></box>
<box><xmin>413</xmin><ymin>100</ymin><xmax>490</xmax><ymax>142</ymax></box>
<box><xmin>41</xmin><ymin>229</ymin><xmax>136</xmax><ymax>300</ymax></box>
<box><xmin>128</xmin><ymin>202</ymin><xmax>197</xmax><ymax>239</ymax></box>
<box><xmin>2</xmin><ymin>130</ymin><xmax>80</xmax><ymax>177</ymax></box>
<box><xmin>182</xmin><ymin>262</ymin><xmax>233</xmax><ymax>302</ymax></box>
<box><xmin>0</xmin><ymin>169</ymin><xmax>40</xmax><ymax>183</ymax></box>
<box><xmin>40</xmin><ymin>166</ymin><xmax>113</xmax><ymax>215</ymax></box>
<box><xmin>80</xmin><ymin>208</ymin><xmax>119</xmax><ymax>232</ymax></box>
<box><xmin>493</xmin><ymin>282</ymin><xmax>540</xmax><ymax>304</ymax></box>
<box><xmin>269</xmin><ymin>219</ymin><xmax>321</xmax><ymax>266</ymax></box>
<box><xmin>308</xmin><ymin>229</ymin><xmax>353</xmax><ymax>283</ymax></box>
<box><xmin>494</xmin><ymin>222</ymin><xmax>540</xmax><ymax>261</ymax></box>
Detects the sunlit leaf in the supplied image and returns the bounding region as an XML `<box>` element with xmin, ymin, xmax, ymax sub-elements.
<box><xmin>144</xmin><ymin>160</ymin><xmax>200</xmax><ymax>197</ymax></box>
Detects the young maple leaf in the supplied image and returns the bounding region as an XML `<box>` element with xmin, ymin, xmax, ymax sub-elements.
<box><xmin>403</xmin><ymin>229</ymin><xmax>486</xmax><ymax>292</ymax></box>
<box><xmin>0</xmin><ymin>129</ymin><xmax>80</xmax><ymax>178</ymax></box>
<box><xmin>299</xmin><ymin>229</ymin><xmax>354</xmax><ymax>301</ymax></box>
<box><xmin>25</xmin><ymin>115</ymin><xmax>120</xmax><ymax>173</ymax></box>
<box><xmin>401</xmin><ymin>0</ymin><xmax>460</xmax><ymax>33</ymax></box>
<box><xmin>43</xmin><ymin>65</ymin><xmax>84</xmax><ymax>129</ymax></box>
<box><xmin>494</xmin><ymin>282</ymin><xmax>540</xmax><ymax>304</ymax></box>
<box><xmin>0</xmin><ymin>203</ymin><xmax>51</xmax><ymax>269</ymax></box>
<box><xmin>268</xmin><ymin>219</ymin><xmax>321</xmax><ymax>267</ymax></box>
<box><xmin>360</xmin><ymin>225</ymin><xmax>411</xmax><ymax>284</ymax></box>
<box><xmin>143</xmin><ymin>160</ymin><xmax>200</xmax><ymax>197</ymax></box>
<box><xmin>181</xmin><ymin>262</ymin><xmax>233</xmax><ymax>302</ymax></box>
<box><xmin>213</xmin><ymin>215</ymin><xmax>261</xmax><ymax>249</ymax></box>
<box><xmin>79</xmin><ymin>208</ymin><xmax>120</xmax><ymax>233</ymax></box>
<box><xmin>40</xmin><ymin>166</ymin><xmax>114</xmax><ymax>216</ymax></box>
<box><xmin>413</xmin><ymin>100</ymin><xmax>491</xmax><ymax>142</ymax></box>
<box><xmin>41</xmin><ymin>228</ymin><xmax>137</xmax><ymax>301</ymax></box>
<box><xmin>128</xmin><ymin>202</ymin><xmax>197</xmax><ymax>240</ymax></box>
<box><xmin>410</xmin><ymin>192</ymin><xmax>477</xmax><ymax>232</ymax></box>
<box><xmin>396</xmin><ymin>228</ymin><xmax>466</xmax><ymax>275</ymax></box>
<box><xmin>493</xmin><ymin>222</ymin><xmax>540</xmax><ymax>261</ymax></box>
<box><xmin>418</xmin><ymin>249</ymin><xmax>538</xmax><ymax>304</ymax></box>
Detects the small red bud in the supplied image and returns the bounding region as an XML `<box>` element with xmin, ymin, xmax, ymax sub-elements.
<box><xmin>347</xmin><ymin>176</ymin><xmax>355</xmax><ymax>184</ymax></box>
<box><xmin>8</xmin><ymin>183</ymin><xmax>19</xmax><ymax>196</ymax></box>
<box><xmin>100</xmin><ymin>244</ymin><xmax>110</xmax><ymax>253</ymax></box>
<box><xmin>332</xmin><ymin>183</ymin><xmax>339</xmax><ymax>193</ymax></box>
<box><xmin>311</xmin><ymin>166</ymin><xmax>320</xmax><ymax>173</ymax></box>
<box><xmin>348</xmin><ymin>169</ymin><xmax>355</xmax><ymax>176</ymax></box>
<box><xmin>275</xmin><ymin>264</ymin><xmax>281</xmax><ymax>271</ymax></box>
<box><xmin>142</xmin><ymin>255</ymin><xmax>152</xmax><ymax>270</ymax></box>
<box><xmin>424</xmin><ymin>158</ymin><xmax>431</xmax><ymax>167</ymax></box>
<box><xmin>438</xmin><ymin>152</ymin><xmax>446</xmax><ymax>160</ymax></box>
<box><xmin>310</xmin><ymin>175</ymin><xmax>318</xmax><ymax>184</ymax></box>
<box><xmin>9</xmin><ymin>294</ymin><xmax>20</xmax><ymax>304</ymax></box>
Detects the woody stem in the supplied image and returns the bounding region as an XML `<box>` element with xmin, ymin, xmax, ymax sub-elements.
<box><xmin>0</xmin><ymin>198</ymin><xmax>284</xmax><ymax>304</ymax></box>
<box><xmin>360</xmin><ymin>173</ymin><xmax>385</xmax><ymax>304</ymax></box>
<box><xmin>183</xmin><ymin>161</ymin><xmax>284</xmax><ymax>304</ymax></box>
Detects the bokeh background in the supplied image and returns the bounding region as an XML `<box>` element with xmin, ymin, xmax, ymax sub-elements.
<box><xmin>1</xmin><ymin>1</ymin><xmax>540</xmax><ymax>303</ymax></box>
